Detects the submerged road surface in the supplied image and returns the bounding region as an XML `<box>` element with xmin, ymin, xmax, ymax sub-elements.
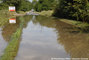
<box><xmin>0</xmin><ymin>15</ymin><xmax>89</xmax><ymax>60</ymax></box>
<box><xmin>15</xmin><ymin>16</ymin><xmax>89</xmax><ymax>60</ymax></box>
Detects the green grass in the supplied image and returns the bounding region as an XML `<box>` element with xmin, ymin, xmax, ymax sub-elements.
<box><xmin>0</xmin><ymin>10</ymin><xmax>12</xmax><ymax>27</ymax></box>
<box><xmin>0</xmin><ymin>10</ymin><xmax>11</xmax><ymax>16</ymax></box>
<box><xmin>0</xmin><ymin>17</ymin><xmax>8</xmax><ymax>27</ymax></box>
<box><xmin>60</xmin><ymin>19</ymin><xmax>89</xmax><ymax>27</ymax></box>
<box><xmin>0</xmin><ymin>10</ymin><xmax>21</xmax><ymax>27</ymax></box>
<box><xmin>0</xmin><ymin>17</ymin><xmax>24</xmax><ymax>60</ymax></box>
<box><xmin>17</xmin><ymin>11</ymin><xmax>26</xmax><ymax>14</ymax></box>
<box><xmin>36</xmin><ymin>10</ymin><xmax>53</xmax><ymax>17</ymax></box>
<box><xmin>0</xmin><ymin>10</ymin><xmax>8</xmax><ymax>27</ymax></box>
<box><xmin>60</xmin><ymin>19</ymin><xmax>89</xmax><ymax>32</ymax></box>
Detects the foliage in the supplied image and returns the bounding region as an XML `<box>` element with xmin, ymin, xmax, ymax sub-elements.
<box><xmin>34</xmin><ymin>0</ymin><xmax>56</xmax><ymax>12</ymax></box>
<box><xmin>17</xmin><ymin>0</ymin><xmax>32</xmax><ymax>11</ymax></box>
<box><xmin>32</xmin><ymin>0</ymin><xmax>37</xmax><ymax>9</ymax></box>
<box><xmin>53</xmin><ymin>0</ymin><xmax>89</xmax><ymax>22</ymax></box>
<box><xmin>0</xmin><ymin>0</ymin><xmax>32</xmax><ymax>11</ymax></box>
<box><xmin>0</xmin><ymin>3</ymin><xmax>8</xmax><ymax>10</ymax></box>
<box><xmin>0</xmin><ymin>10</ymin><xmax>10</xmax><ymax>27</ymax></box>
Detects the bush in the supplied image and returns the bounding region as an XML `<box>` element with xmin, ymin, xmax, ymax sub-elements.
<box><xmin>53</xmin><ymin>0</ymin><xmax>89</xmax><ymax>22</ymax></box>
<box><xmin>0</xmin><ymin>3</ymin><xmax>8</xmax><ymax>10</ymax></box>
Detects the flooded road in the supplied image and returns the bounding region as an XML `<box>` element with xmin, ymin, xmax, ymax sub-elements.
<box><xmin>0</xmin><ymin>15</ymin><xmax>89</xmax><ymax>60</ymax></box>
<box><xmin>0</xmin><ymin>28</ymin><xmax>7</xmax><ymax>57</ymax></box>
<box><xmin>15</xmin><ymin>16</ymin><xmax>70</xmax><ymax>60</ymax></box>
<box><xmin>15</xmin><ymin>16</ymin><xmax>89</xmax><ymax>60</ymax></box>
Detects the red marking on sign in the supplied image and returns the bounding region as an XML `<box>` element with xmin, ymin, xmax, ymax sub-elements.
<box><xmin>10</xmin><ymin>18</ymin><xmax>16</xmax><ymax>20</ymax></box>
<box><xmin>9</xmin><ymin>6</ymin><xmax>16</xmax><ymax>12</ymax></box>
<box><xmin>9</xmin><ymin>18</ymin><xmax>16</xmax><ymax>23</ymax></box>
<box><xmin>9</xmin><ymin>10</ymin><xmax>15</xmax><ymax>12</ymax></box>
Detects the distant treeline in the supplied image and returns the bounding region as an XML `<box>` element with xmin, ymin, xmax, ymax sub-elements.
<box><xmin>0</xmin><ymin>0</ymin><xmax>57</xmax><ymax>12</ymax></box>
<box><xmin>33</xmin><ymin>0</ymin><xmax>89</xmax><ymax>22</ymax></box>
<box><xmin>0</xmin><ymin>0</ymin><xmax>89</xmax><ymax>22</ymax></box>
<box><xmin>33</xmin><ymin>0</ymin><xmax>57</xmax><ymax>12</ymax></box>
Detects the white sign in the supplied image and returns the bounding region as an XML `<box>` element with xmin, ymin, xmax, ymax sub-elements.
<box><xmin>9</xmin><ymin>18</ymin><xmax>16</xmax><ymax>23</ymax></box>
<box><xmin>9</xmin><ymin>6</ymin><xmax>15</xmax><ymax>11</ymax></box>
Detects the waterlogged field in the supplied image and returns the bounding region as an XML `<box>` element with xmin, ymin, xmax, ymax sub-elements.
<box><xmin>0</xmin><ymin>15</ymin><xmax>89</xmax><ymax>60</ymax></box>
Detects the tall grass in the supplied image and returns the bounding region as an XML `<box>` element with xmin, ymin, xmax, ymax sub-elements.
<box><xmin>0</xmin><ymin>10</ymin><xmax>9</xmax><ymax>27</ymax></box>
<box><xmin>60</xmin><ymin>19</ymin><xmax>89</xmax><ymax>32</ymax></box>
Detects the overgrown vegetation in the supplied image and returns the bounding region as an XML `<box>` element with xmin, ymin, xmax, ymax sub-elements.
<box><xmin>0</xmin><ymin>10</ymin><xmax>10</xmax><ymax>27</ymax></box>
<box><xmin>0</xmin><ymin>0</ymin><xmax>32</xmax><ymax>11</ymax></box>
<box><xmin>53</xmin><ymin>0</ymin><xmax>89</xmax><ymax>22</ymax></box>
<box><xmin>60</xmin><ymin>19</ymin><xmax>89</xmax><ymax>32</ymax></box>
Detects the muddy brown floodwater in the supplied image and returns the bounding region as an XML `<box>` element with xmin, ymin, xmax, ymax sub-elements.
<box><xmin>0</xmin><ymin>15</ymin><xmax>89</xmax><ymax>60</ymax></box>
<box><xmin>15</xmin><ymin>15</ymin><xmax>89</xmax><ymax>60</ymax></box>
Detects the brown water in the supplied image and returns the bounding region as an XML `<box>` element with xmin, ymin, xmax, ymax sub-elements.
<box><xmin>15</xmin><ymin>16</ymin><xmax>89</xmax><ymax>60</ymax></box>
<box><xmin>0</xmin><ymin>15</ymin><xmax>89</xmax><ymax>60</ymax></box>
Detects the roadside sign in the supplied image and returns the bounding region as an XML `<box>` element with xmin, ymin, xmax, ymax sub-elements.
<box><xmin>9</xmin><ymin>6</ymin><xmax>15</xmax><ymax>12</ymax></box>
<box><xmin>9</xmin><ymin>18</ymin><xmax>16</xmax><ymax>23</ymax></box>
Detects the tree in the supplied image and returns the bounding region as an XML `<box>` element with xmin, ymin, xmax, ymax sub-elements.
<box><xmin>32</xmin><ymin>0</ymin><xmax>37</xmax><ymax>9</ymax></box>
<box><xmin>53</xmin><ymin>0</ymin><xmax>89</xmax><ymax>22</ymax></box>
<box><xmin>17</xmin><ymin>0</ymin><xmax>32</xmax><ymax>11</ymax></box>
<box><xmin>0</xmin><ymin>0</ymin><xmax>32</xmax><ymax>11</ymax></box>
<box><xmin>34</xmin><ymin>0</ymin><xmax>56</xmax><ymax>12</ymax></box>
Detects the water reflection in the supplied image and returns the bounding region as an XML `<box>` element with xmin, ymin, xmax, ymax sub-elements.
<box><xmin>0</xmin><ymin>28</ymin><xmax>7</xmax><ymax>57</ymax></box>
<box><xmin>2</xmin><ymin>17</ymin><xmax>20</xmax><ymax>42</ymax></box>
<box><xmin>15</xmin><ymin>16</ymin><xmax>69</xmax><ymax>60</ymax></box>
<box><xmin>0</xmin><ymin>15</ymin><xmax>89</xmax><ymax>60</ymax></box>
<box><xmin>16</xmin><ymin>16</ymin><xmax>89</xmax><ymax>60</ymax></box>
<box><xmin>9</xmin><ymin>18</ymin><xmax>16</xmax><ymax>24</ymax></box>
<box><xmin>0</xmin><ymin>17</ymin><xmax>20</xmax><ymax>57</ymax></box>
<box><xmin>55</xmin><ymin>20</ymin><xmax>89</xmax><ymax>58</ymax></box>
<box><xmin>34</xmin><ymin>16</ymin><xmax>89</xmax><ymax>58</ymax></box>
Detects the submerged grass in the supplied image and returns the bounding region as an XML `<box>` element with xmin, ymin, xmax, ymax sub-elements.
<box><xmin>0</xmin><ymin>17</ymin><xmax>24</xmax><ymax>60</ymax></box>
<box><xmin>60</xmin><ymin>19</ymin><xmax>89</xmax><ymax>32</ymax></box>
<box><xmin>0</xmin><ymin>28</ymin><xmax>22</xmax><ymax>60</ymax></box>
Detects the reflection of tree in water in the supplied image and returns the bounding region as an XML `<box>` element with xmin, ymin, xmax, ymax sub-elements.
<box><xmin>0</xmin><ymin>16</ymin><xmax>34</xmax><ymax>60</ymax></box>
<box><xmin>0</xmin><ymin>16</ymin><xmax>25</xmax><ymax>60</ymax></box>
<box><xmin>23</xmin><ymin>15</ymin><xmax>32</xmax><ymax>28</ymax></box>
<box><xmin>2</xmin><ymin>17</ymin><xmax>20</xmax><ymax>42</ymax></box>
<box><xmin>2</xmin><ymin>16</ymin><xmax>32</xmax><ymax>42</ymax></box>
<box><xmin>2</xmin><ymin>15</ymin><xmax>89</xmax><ymax>58</ymax></box>
<box><xmin>32</xmin><ymin>16</ymin><xmax>89</xmax><ymax>58</ymax></box>
<box><xmin>55</xmin><ymin>20</ymin><xmax>89</xmax><ymax>58</ymax></box>
<box><xmin>32</xmin><ymin>16</ymin><xmax>56</xmax><ymax>28</ymax></box>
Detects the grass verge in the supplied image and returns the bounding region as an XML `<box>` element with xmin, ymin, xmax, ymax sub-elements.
<box><xmin>60</xmin><ymin>19</ymin><xmax>89</xmax><ymax>32</ymax></box>
<box><xmin>36</xmin><ymin>10</ymin><xmax>53</xmax><ymax>17</ymax></box>
<box><xmin>0</xmin><ymin>10</ymin><xmax>10</xmax><ymax>27</ymax></box>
